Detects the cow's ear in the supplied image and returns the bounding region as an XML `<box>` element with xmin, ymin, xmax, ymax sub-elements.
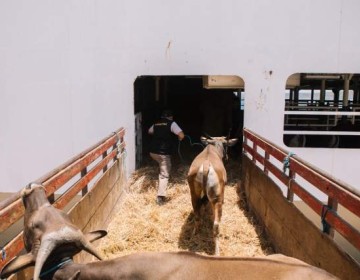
<box><xmin>0</xmin><ymin>253</ymin><xmax>34</xmax><ymax>278</ymax></box>
<box><xmin>68</xmin><ymin>270</ymin><xmax>81</xmax><ymax>280</ymax></box>
<box><xmin>85</xmin><ymin>230</ymin><xmax>107</xmax><ymax>243</ymax></box>
<box><xmin>225</xmin><ymin>138</ymin><xmax>238</xmax><ymax>147</ymax></box>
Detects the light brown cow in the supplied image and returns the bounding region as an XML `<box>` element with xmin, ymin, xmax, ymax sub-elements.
<box><xmin>1</xmin><ymin>251</ymin><xmax>338</xmax><ymax>279</ymax></box>
<box><xmin>13</xmin><ymin>183</ymin><xmax>106</xmax><ymax>280</ymax></box>
<box><xmin>187</xmin><ymin>136</ymin><xmax>238</xmax><ymax>255</ymax></box>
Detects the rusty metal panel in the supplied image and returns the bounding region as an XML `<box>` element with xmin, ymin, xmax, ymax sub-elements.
<box><xmin>53</xmin><ymin>148</ymin><xmax>120</xmax><ymax>210</ymax></box>
<box><xmin>291</xmin><ymin>160</ymin><xmax>360</xmax><ymax>218</ymax></box>
<box><xmin>0</xmin><ymin>232</ymin><xmax>24</xmax><ymax>272</ymax></box>
<box><xmin>0</xmin><ymin>129</ymin><xmax>124</xmax><ymax>232</ymax></box>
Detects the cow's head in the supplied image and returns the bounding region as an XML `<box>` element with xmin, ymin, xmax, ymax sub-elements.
<box><xmin>200</xmin><ymin>136</ymin><xmax>238</xmax><ymax>159</ymax></box>
<box><xmin>1</xmin><ymin>183</ymin><xmax>107</xmax><ymax>280</ymax></box>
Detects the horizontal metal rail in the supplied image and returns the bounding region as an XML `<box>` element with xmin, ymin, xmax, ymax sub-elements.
<box><xmin>285</xmin><ymin>111</ymin><xmax>360</xmax><ymax>116</ymax></box>
<box><xmin>243</xmin><ymin>128</ymin><xmax>360</xmax><ymax>252</ymax></box>
<box><xmin>0</xmin><ymin>127</ymin><xmax>126</xmax><ymax>271</ymax></box>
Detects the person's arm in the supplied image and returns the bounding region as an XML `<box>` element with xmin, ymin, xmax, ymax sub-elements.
<box><xmin>171</xmin><ymin>122</ymin><xmax>184</xmax><ymax>141</ymax></box>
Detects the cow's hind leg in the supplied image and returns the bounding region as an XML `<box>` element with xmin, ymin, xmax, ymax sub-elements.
<box><xmin>191</xmin><ymin>196</ymin><xmax>202</xmax><ymax>235</ymax></box>
<box><xmin>189</xmin><ymin>179</ymin><xmax>203</xmax><ymax>235</ymax></box>
<box><xmin>213</xmin><ymin>201</ymin><xmax>223</xmax><ymax>256</ymax></box>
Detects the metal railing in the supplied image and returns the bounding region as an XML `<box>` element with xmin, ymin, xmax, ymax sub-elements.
<box><xmin>0</xmin><ymin>127</ymin><xmax>126</xmax><ymax>272</ymax></box>
<box><xmin>243</xmin><ymin>128</ymin><xmax>360</xmax><ymax>253</ymax></box>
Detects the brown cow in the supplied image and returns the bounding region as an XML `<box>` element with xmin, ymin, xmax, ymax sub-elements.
<box><xmin>187</xmin><ymin>136</ymin><xmax>238</xmax><ymax>255</ymax></box>
<box><xmin>13</xmin><ymin>183</ymin><xmax>106</xmax><ymax>280</ymax></box>
<box><xmin>1</xmin><ymin>251</ymin><xmax>338</xmax><ymax>279</ymax></box>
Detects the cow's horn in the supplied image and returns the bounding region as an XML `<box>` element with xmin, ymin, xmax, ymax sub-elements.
<box><xmin>203</xmin><ymin>132</ymin><xmax>213</xmax><ymax>139</ymax></box>
<box><xmin>33</xmin><ymin>237</ymin><xmax>57</xmax><ymax>280</ymax></box>
<box><xmin>79</xmin><ymin>235</ymin><xmax>104</xmax><ymax>260</ymax></box>
<box><xmin>33</xmin><ymin>229</ymin><xmax>104</xmax><ymax>280</ymax></box>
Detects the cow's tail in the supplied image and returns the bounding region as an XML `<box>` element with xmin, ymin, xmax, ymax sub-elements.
<box><xmin>201</xmin><ymin>160</ymin><xmax>210</xmax><ymax>205</ymax></box>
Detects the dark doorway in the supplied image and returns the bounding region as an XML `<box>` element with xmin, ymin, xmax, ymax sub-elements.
<box><xmin>134</xmin><ymin>76</ymin><xmax>244</xmax><ymax>167</ymax></box>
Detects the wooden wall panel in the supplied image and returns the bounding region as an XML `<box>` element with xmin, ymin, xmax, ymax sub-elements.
<box><xmin>67</xmin><ymin>160</ymin><xmax>126</xmax><ymax>263</ymax></box>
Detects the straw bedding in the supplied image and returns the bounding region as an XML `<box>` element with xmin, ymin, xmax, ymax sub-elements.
<box><xmin>99</xmin><ymin>158</ymin><xmax>274</xmax><ymax>258</ymax></box>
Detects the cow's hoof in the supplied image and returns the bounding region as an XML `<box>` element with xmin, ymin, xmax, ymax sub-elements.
<box><xmin>156</xmin><ymin>196</ymin><xmax>166</xmax><ymax>206</ymax></box>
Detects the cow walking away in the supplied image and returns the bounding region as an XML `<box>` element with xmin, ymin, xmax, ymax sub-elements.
<box><xmin>10</xmin><ymin>183</ymin><xmax>106</xmax><ymax>280</ymax></box>
<box><xmin>1</xmin><ymin>251</ymin><xmax>338</xmax><ymax>279</ymax></box>
<box><xmin>187</xmin><ymin>136</ymin><xmax>238</xmax><ymax>255</ymax></box>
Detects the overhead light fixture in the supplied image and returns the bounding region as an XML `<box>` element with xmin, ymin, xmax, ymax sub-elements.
<box><xmin>304</xmin><ymin>74</ymin><xmax>341</xmax><ymax>80</ymax></box>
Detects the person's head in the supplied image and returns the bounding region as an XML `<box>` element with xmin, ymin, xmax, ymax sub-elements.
<box><xmin>161</xmin><ymin>109</ymin><xmax>173</xmax><ymax>120</ymax></box>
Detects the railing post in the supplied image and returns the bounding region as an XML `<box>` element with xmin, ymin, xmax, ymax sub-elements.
<box><xmin>102</xmin><ymin>151</ymin><xmax>108</xmax><ymax>173</ymax></box>
<box><xmin>264</xmin><ymin>151</ymin><xmax>269</xmax><ymax>175</ymax></box>
<box><xmin>113</xmin><ymin>145</ymin><xmax>118</xmax><ymax>163</ymax></box>
<box><xmin>287</xmin><ymin>170</ymin><xmax>295</xmax><ymax>202</ymax></box>
<box><xmin>243</xmin><ymin>136</ymin><xmax>248</xmax><ymax>155</ymax></box>
<box><xmin>113</xmin><ymin>134</ymin><xmax>120</xmax><ymax>164</ymax></box>
<box><xmin>81</xmin><ymin>167</ymin><xmax>88</xmax><ymax>196</ymax></box>
<box><xmin>48</xmin><ymin>193</ymin><xmax>55</xmax><ymax>203</ymax></box>
<box><xmin>252</xmin><ymin>143</ymin><xmax>257</xmax><ymax>164</ymax></box>
<box><xmin>325</xmin><ymin>197</ymin><xmax>339</xmax><ymax>238</ymax></box>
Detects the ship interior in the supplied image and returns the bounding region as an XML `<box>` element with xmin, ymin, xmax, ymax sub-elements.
<box><xmin>284</xmin><ymin>73</ymin><xmax>360</xmax><ymax>148</ymax></box>
<box><xmin>134</xmin><ymin>73</ymin><xmax>360</xmax><ymax>167</ymax></box>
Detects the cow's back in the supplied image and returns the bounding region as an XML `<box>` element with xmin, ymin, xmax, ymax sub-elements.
<box><xmin>188</xmin><ymin>145</ymin><xmax>225</xmax><ymax>180</ymax></box>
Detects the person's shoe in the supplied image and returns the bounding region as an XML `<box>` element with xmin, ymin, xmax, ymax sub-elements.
<box><xmin>156</xmin><ymin>196</ymin><xmax>165</xmax><ymax>205</ymax></box>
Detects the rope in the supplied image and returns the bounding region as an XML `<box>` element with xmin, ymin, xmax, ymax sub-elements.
<box><xmin>114</xmin><ymin>148</ymin><xmax>127</xmax><ymax>179</ymax></box>
<box><xmin>184</xmin><ymin>135</ymin><xmax>204</xmax><ymax>148</ymax></box>
<box><xmin>321</xmin><ymin>205</ymin><xmax>331</xmax><ymax>233</ymax></box>
<box><xmin>177</xmin><ymin>141</ymin><xmax>184</xmax><ymax>162</ymax></box>
<box><xmin>0</xmin><ymin>246</ymin><xmax>5</xmax><ymax>261</ymax></box>
<box><xmin>178</xmin><ymin>135</ymin><xmax>204</xmax><ymax>161</ymax></box>
<box><xmin>39</xmin><ymin>258</ymin><xmax>73</xmax><ymax>278</ymax></box>
<box><xmin>116</xmin><ymin>142</ymin><xmax>123</xmax><ymax>160</ymax></box>
<box><xmin>283</xmin><ymin>152</ymin><xmax>295</xmax><ymax>173</ymax></box>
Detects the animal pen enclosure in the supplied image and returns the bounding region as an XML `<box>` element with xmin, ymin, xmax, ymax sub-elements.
<box><xmin>1</xmin><ymin>126</ymin><xmax>359</xmax><ymax>280</ymax></box>
<box><xmin>0</xmin><ymin>125</ymin><xmax>271</xmax><ymax>279</ymax></box>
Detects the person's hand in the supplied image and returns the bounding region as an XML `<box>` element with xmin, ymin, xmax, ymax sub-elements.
<box><xmin>178</xmin><ymin>131</ymin><xmax>185</xmax><ymax>141</ymax></box>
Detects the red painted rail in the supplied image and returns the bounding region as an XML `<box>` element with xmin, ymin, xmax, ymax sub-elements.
<box><xmin>243</xmin><ymin>128</ymin><xmax>360</xmax><ymax>253</ymax></box>
<box><xmin>0</xmin><ymin>128</ymin><xmax>126</xmax><ymax>272</ymax></box>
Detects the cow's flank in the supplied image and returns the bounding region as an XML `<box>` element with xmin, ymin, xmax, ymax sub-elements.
<box><xmin>1</xmin><ymin>251</ymin><xmax>338</xmax><ymax>280</ymax></box>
